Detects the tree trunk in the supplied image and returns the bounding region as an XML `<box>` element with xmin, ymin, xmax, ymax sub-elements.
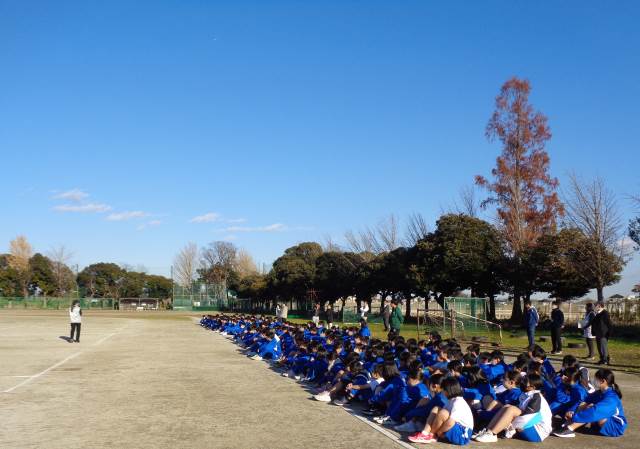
<box><xmin>597</xmin><ymin>286</ymin><xmax>604</xmax><ymax>302</ymax></box>
<box><xmin>405</xmin><ymin>297</ymin><xmax>411</xmax><ymax>320</ymax></box>
<box><xmin>488</xmin><ymin>295</ymin><xmax>496</xmax><ymax>321</ymax></box>
<box><xmin>511</xmin><ymin>294</ymin><xmax>523</xmax><ymax>323</ymax></box>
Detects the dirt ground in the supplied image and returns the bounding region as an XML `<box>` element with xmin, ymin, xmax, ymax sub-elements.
<box><xmin>0</xmin><ymin>310</ymin><xmax>637</xmax><ymax>449</ymax></box>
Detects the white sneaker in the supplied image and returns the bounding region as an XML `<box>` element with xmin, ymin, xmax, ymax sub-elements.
<box><xmin>383</xmin><ymin>419</ymin><xmax>401</xmax><ymax>427</ymax></box>
<box><xmin>314</xmin><ymin>392</ymin><xmax>332</xmax><ymax>402</ymax></box>
<box><xmin>504</xmin><ymin>424</ymin><xmax>516</xmax><ymax>439</ymax></box>
<box><xmin>250</xmin><ymin>354</ymin><xmax>263</xmax><ymax>361</ymax></box>
<box><xmin>395</xmin><ymin>420</ymin><xmax>420</xmax><ymax>433</ymax></box>
<box><xmin>472</xmin><ymin>428</ymin><xmax>488</xmax><ymax>439</ymax></box>
<box><xmin>474</xmin><ymin>431</ymin><xmax>498</xmax><ymax>443</ymax></box>
<box><xmin>373</xmin><ymin>415</ymin><xmax>390</xmax><ymax>424</ymax></box>
<box><xmin>281</xmin><ymin>371</ymin><xmax>290</xmax><ymax>377</ymax></box>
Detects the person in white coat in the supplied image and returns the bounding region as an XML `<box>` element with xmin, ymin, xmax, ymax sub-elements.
<box><xmin>69</xmin><ymin>300</ymin><xmax>82</xmax><ymax>343</ymax></box>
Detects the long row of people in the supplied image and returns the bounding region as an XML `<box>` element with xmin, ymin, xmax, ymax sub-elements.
<box><xmin>200</xmin><ymin>314</ymin><xmax>627</xmax><ymax>445</ymax></box>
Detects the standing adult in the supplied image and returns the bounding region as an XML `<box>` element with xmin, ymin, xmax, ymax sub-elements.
<box><xmin>382</xmin><ymin>297</ymin><xmax>391</xmax><ymax>331</ymax></box>
<box><xmin>359</xmin><ymin>301</ymin><xmax>369</xmax><ymax>322</ymax></box>
<box><xmin>550</xmin><ymin>300</ymin><xmax>565</xmax><ymax>354</ymax></box>
<box><xmin>275</xmin><ymin>303</ymin><xmax>282</xmax><ymax>320</ymax></box>
<box><xmin>524</xmin><ymin>300</ymin><xmax>539</xmax><ymax>349</ymax></box>
<box><xmin>312</xmin><ymin>302</ymin><xmax>321</xmax><ymax>326</ymax></box>
<box><xmin>389</xmin><ymin>299</ymin><xmax>404</xmax><ymax>336</ymax></box>
<box><xmin>325</xmin><ymin>303</ymin><xmax>334</xmax><ymax>328</ymax></box>
<box><xmin>591</xmin><ymin>301</ymin><xmax>612</xmax><ymax>365</ymax></box>
<box><xmin>579</xmin><ymin>302</ymin><xmax>596</xmax><ymax>360</ymax></box>
<box><xmin>69</xmin><ymin>299</ymin><xmax>82</xmax><ymax>343</ymax></box>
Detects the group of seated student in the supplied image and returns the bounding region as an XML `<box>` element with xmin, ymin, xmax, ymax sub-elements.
<box><xmin>200</xmin><ymin>314</ymin><xmax>628</xmax><ymax>445</ymax></box>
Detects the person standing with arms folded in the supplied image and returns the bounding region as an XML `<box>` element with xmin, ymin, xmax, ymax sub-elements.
<box><xmin>591</xmin><ymin>301</ymin><xmax>612</xmax><ymax>365</ymax></box>
<box><xmin>69</xmin><ymin>299</ymin><xmax>82</xmax><ymax>343</ymax></box>
<box><xmin>550</xmin><ymin>301</ymin><xmax>565</xmax><ymax>355</ymax></box>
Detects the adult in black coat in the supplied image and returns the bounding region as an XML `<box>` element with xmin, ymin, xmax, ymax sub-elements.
<box><xmin>550</xmin><ymin>301</ymin><xmax>565</xmax><ymax>354</ymax></box>
<box><xmin>590</xmin><ymin>301</ymin><xmax>612</xmax><ymax>365</ymax></box>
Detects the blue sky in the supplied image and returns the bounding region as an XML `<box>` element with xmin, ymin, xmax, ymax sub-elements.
<box><xmin>1</xmin><ymin>1</ymin><xmax>639</xmax><ymax>296</ymax></box>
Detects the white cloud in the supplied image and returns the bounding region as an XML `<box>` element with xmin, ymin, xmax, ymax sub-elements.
<box><xmin>190</xmin><ymin>212</ymin><xmax>221</xmax><ymax>223</ymax></box>
<box><xmin>225</xmin><ymin>218</ymin><xmax>247</xmax><ymax>223</ymax></box>
<box><xmin>107</xmin><ymin>211</ymin><xmax>149</xmax><ymax>221</ymax></box>
<box><xmin>219</xmin><ymin>223</ymin><xmax>287</xmax><ymax>233</ymax></box>
<box><xmin>53</xmin><ymin>203</ymin><xmax>112</xmax><ymax>213</ymax></box>
<box><xmin>53</xmin><ymin>189</ymin><xmax>89</xmax><ymax>202</ymax></box>
<box><xmin>136</xmin><ymin>220</ymin><xmax>162</xmax><ymax>231</ymax></box>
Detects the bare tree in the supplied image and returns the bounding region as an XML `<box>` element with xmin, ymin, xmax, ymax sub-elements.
<box><xmin>321</xmin><ymin>234</ymin><xmax>342</xmax><ymax>252</ymax></box>
<box><xmin>8</xmin><ymin>235</ymin><xmax>33</xmax><ymax>297</ymax></box>
<box><xmin>404</xmin><ymin>212</ymin><xmax>430</xmax><ymax>246</ymax></box>
<box><xmin>235</xmin><ymin>248</ymin><xmax>258</xmax><ymax>279</ymax></box>
<box><xmin>200</xmin><ymin>241</ymin><xmax>237</xmax><ymax>285</ymax></box>
<box><xmin>173</xmin><ymin>242</ymin><xmax>199</xmax><ymax>288</ymax></box>
<box><xmin>563</xmin><ymin>174</ymin><xmax>630</xmax><ymax>300</ymax></box>
<box><xmin>377</xmin><ymin>214</ymin><xmax>400</xmax><ymax>251</ymax></box>
<box><xmin>47</xmin><ymin>245</ymin><xmax>75</xmax><ymax>296</ymax></box>
<box><xmin>345</xmin><ymin>214</ymin><xmax>401</xmax><ymax>256</ymax></box>
<box><xmin>459</xmin><ymin>185</ymin><xmax>479</xmax><ymax>217</ymax></box>
<box><xmin>344</xmin><ymin>229</ymin><xmax>377</xmax><ymax>255</ymax></box>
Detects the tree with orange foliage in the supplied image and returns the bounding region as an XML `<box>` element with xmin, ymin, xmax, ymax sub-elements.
<box><xmin>476</xmin><ymin>77</ymin><xmax>563</xmax><ymax>322</ymax></box>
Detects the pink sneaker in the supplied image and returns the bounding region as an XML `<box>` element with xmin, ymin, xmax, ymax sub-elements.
<box><xmin>408</xmin><ymin>432</ymin><xmax>436</xmax><ymax>444</ymax></box>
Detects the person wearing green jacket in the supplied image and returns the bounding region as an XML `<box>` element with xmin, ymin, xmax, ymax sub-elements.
<box><xmin>389</xmin><ymin>299</ymin><xmax>404</xmax><ymax>334</ymax></box>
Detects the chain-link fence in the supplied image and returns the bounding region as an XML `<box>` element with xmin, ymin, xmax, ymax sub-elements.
<box><xmin>0</xmin><ymin>297</ymin><xmax>117</xmax><ymax>310</ymax></box>
<box><xmin>172</xmin><ymin>281</ymin><xmax>229</xmax><ymax>311</ymax></box>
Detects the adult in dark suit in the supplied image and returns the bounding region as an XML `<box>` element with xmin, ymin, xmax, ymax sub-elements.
<box><xmin>550</xmin><ymin>300</ymin><xmax>565</xmax><ymax>354</ymax></box>
<box><xmin>590</xmin><ymin>301</ymin><xmax>612</xmax><ymax>365</ymax></box>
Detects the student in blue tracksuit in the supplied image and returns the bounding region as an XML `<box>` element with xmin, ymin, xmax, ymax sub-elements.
<box><xmin>252</xmin><ymin>330</ymin><xmax>281</xmax><ymax>360</ymax></box>
<box><xmin>372</xmin><ymin>362</ymin><xmax>410</xmax><ymax>426</ymax></box>
<box><xmin>477</xmin><ymin>370</ymin><xmax>522</xmax><ymax>423</ymax></box>
<box><xmin>395</xmin><ymin>374</ymin><xmax>448</xmax><ymax>433</ymax></box>
<box><xmin>549</xmin><ymin>367</ymin><xmax>588</xmax><ymax>418</ymax></box>
<box><xmin>553</xmin><ymin>369</ymin><xmax>627</xmax><ymax>438</ymax></box>
<box><xmin>462</xmin><ymin>366</ymin><xmax>496</xmax><ymax>412</ymax></box>
<box><xmin>359</xmin><ymin>319</ymin><xmax>371</xmax><ymax>338</ymax></box>
<box><xmin>524</xmin><ymin>301</ymin><xmax>539</xmax><ymax>349</ymax></box>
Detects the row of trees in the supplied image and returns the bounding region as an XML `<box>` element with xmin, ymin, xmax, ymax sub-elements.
<box><xmin>174</xmin><ymin>77</ymin><xmax>635</xmax><ymax>322</ymax></box>
<box><xmin>0</xmin><ymin>236</ymin><xmax>172</xmax><ymax>299</ymax></box>
<box><xmin>0</xmin><ymin>237</ymin><xmax>76</xmax><ymax>297</ymax></box>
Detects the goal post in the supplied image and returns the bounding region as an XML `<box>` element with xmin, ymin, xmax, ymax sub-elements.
<box><xmin>417</xmin><ymin>297</ymin><xmax>502</xmax><ymax>345</ymax></box>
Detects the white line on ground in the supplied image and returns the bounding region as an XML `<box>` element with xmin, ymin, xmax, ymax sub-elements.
<box><xmin>92</xmin><ymin>331</ymin><xmax>118</xmax><ymax>346</ymax></box>
<box><xmin>349</xmin><ymin>414</ymin><xmax>416</xmax><ymax>449</ymax></box>
<box><xmin>2</xmin><ymin>326</ymin><xmax>126</xmax><ymax>394</ymax></box>
<box><xmin>2</xmin><ymin>352</ymin><xmax>82</xmax><ymax>393</ymax></box>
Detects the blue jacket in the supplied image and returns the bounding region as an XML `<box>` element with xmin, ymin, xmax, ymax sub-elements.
<box><xmin>525</xmin><ymin>307</ymin><xmax>539</xmax><ymax>328</ymax></box>
<box><xmin>573</xmin><ymin>388</ymin><xmax>626</xmax><ymax>424</ymax></box>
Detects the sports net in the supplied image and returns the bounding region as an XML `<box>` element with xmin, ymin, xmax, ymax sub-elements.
<box><xmin>417</xmin><ymin>297</ymin><xmax>502</xmax><ymax>344</ymax></box>
<box><xmin>172</xmin><ymin>281</ymin><xmax>229</xmax><ymax>311</ymax></box>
